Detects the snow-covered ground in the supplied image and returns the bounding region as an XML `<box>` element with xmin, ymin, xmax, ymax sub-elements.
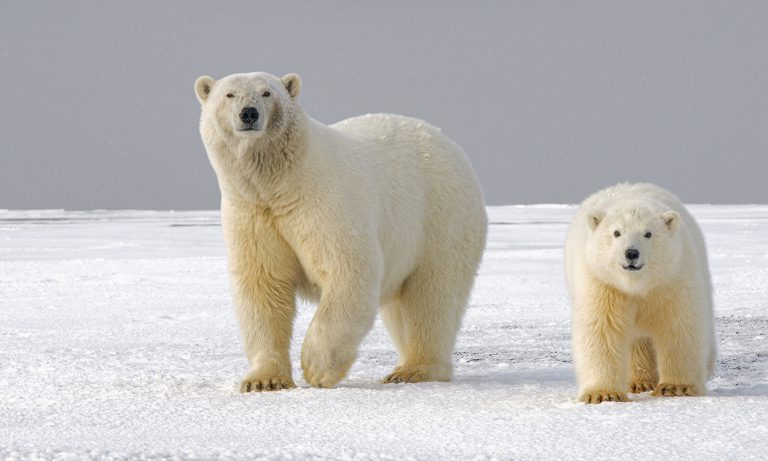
<box><xmin>1</xmin><ymin>206</ymin><xmax>766</xmax><ymax>460</ymax></box>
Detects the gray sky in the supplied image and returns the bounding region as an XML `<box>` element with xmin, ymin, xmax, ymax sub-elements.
<box><xmin>2</xmin><ymin>1</ymin><xmax>767</xmax><ymax>209</ymax></box>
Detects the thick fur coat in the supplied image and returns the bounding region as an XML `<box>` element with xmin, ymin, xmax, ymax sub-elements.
<box><xmin>564</xmin><ymin>183</ymin><xmax>716</xmax><ymax>403</ymax></box>
<box><xmin>195</xmin><ymin>72</ymin><xmax>487</xmax><ymax>391</ymax></box>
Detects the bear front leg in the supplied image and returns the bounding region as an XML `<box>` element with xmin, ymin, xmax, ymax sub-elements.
<box><xmin>301</xmin><ymin>281</ymin><xmax>380</xmax><ymax>388</ymax></box>
<box><xmin>644</xmin><ymin>289</ymin><xmax>708</xmax><ymax>398</ymax></box>
<box><xmin>222</xmin><ymin>203</ymin><xmax>301</xmax><ymax>393</ymax></box>
<box><xmin>650</xmin><ymin>319</ymin><xmax>707</xmax><ymax>397</ymax></box>
<box><xmin>572</xmin><ymin>291</ymin><xmax>634</xmax><ymax>403</ymax></box>
<box><xmin>233</xmin><ymin>278</ymin><xmax>297</xmax><ymax>393</ymax></box>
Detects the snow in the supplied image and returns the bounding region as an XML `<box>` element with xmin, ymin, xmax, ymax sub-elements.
<box><xmin>1</xmin><ymin>206</ymin><xmax>766</xmax><ymax>460</ymax></box>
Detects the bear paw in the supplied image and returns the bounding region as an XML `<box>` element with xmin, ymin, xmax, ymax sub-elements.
<box><xmin>239</xmin><ymin>376</ymin><xmax>295</xmax><ymax>393</ymax></box>
<box><xmin>239</xmin><ymin>366</ymin><xmax>295</xmax><ymax>393</ymax></box>
<box><xmin>629</xmin><ymin>381</ymin><xmax>656</xmax><ymax>393</ymax></box>
<box><xmin>301</xmin><ymin>343</ymin><xmax>355</xmax><ymax>389</ymax></box>
<box><xmin>579</xmin><ymin>390</ymin><xmax>629</xmax><ymax>404</ymax></box>
<box><xmin>381</xmin><ymin>364</ymin><xmax>451</xmax><ymax>384</ymax></box>
<box><xmin>652</xmin><ymin>383</ymin><xmax>701</xmax><ymax>397</ymax></box>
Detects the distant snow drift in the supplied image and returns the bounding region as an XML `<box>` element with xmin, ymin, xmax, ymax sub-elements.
<box><xmin>1</xmin><ymin>206</ymin><xmax>766</xmax><ymax>460</ymax></box>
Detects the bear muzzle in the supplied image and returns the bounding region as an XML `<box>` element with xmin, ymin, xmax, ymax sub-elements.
<box><xmin>622</xmin><ymin>248</ymin><xmax>644</xmax><ymax>271</ymax></box>
<box><xmin>239</xmin><ymin>107</ymin><xmax>260</xmax><ymax>130</ymax></box>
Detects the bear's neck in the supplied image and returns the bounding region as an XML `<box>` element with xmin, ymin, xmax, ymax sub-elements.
<box><xmin>242</xmin><ymin>108</ymin><xmax>306</xmax><ymax>175</ymax></box>
<box><xmin>218</xmin><ymin>109</ymin><xmax>308</xmax><ymax>208</ymax></box>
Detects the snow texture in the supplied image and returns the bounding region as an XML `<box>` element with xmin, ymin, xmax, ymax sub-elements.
<box><xmin>1</xmin><ymin>206</ymin><xmax>766</xmax><ymax>460</ymax></box>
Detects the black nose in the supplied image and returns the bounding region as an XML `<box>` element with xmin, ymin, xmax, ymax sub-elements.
<box><xmin>625</xmin><ymin>249</ymin><xmax>640</xmax><ymax>261</ymax></box>
<box><xmin>239</xmin><ymin>107</ymin><xmax>259</xmax><ymax>124</ymax></box>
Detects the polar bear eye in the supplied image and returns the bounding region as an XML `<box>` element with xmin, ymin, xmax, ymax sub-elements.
<box><xmin>226</xmin><ymin>93</ymin><xmax>235</xmax><ymax>98</ymax></box>
<box><xmin>613</xmin><ymin>230</ymin><xmax>621</xmax><ymax>238</ymax></box>
<box><xmin>644</xmin><ymin>232</ymin><xmax>652</xmax><ymax>238</ymax></box>
<box><xmin>262</xmin><ymin>91</ymin><xmax>271</xmax><ymax>97</ymax></box>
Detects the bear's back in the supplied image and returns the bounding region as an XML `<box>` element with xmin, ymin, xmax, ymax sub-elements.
<box><xmin>328</xmin><ymin>112</ymin><xmax>485</xmax><ymax>221</ymax></box>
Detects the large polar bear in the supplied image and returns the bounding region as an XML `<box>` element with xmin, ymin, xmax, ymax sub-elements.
<box><xmin>194</xmin><ymin>72</ymin><xmax>487</xmax><ymax>392</ymax></box>
<box><xmin>564</xmin><ymin>183</ymin><xmax>716</xmax><ymax>403</ymax></box>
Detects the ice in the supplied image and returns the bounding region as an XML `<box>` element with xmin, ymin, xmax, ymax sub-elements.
<box><xmin>1</xmin><ymin>206</ymin><xmax>766</xmax><ymax>459</ymax></box>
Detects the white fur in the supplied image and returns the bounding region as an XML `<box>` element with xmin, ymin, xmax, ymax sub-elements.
<box><xmin>194</xmin><ymin>72</ymin><xmax>487</xmax><ymax>391</ymax></box>
<box><xmin>564</xmin><ymin>183</ymin><xmax>716</xmax><ymax>403</ymax></box>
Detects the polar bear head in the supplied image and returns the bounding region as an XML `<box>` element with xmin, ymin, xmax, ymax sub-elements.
<box><xmin>194</xmin><ymin>72</ymin><xmax>301</xmax><ymax>142</ymax></box>
<box><xmin>584</xmin><ymin>203</ymin><xmax>683</xmax><ymax>295</ymax></box>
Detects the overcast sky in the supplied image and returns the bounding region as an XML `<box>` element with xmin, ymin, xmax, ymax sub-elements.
<box><xmin>1</xmin><ymin>1</ymin><xmax>767</xmax><ymax>209</ymax></box>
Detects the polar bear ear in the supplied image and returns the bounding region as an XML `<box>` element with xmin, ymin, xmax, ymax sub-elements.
<box><xmin>588</xmin><ymin>210</ymin><xmax>606</xmax><ymax>231</ymax></box>
<box><xmin>661</xmin><ymin>210</ymin><xmax>680</xmax><ymax>231</ymax></box>
<box><xmin>281</xmin><ymin>73</ymin><xmax>302</xmax><ymax>99</ymax></box>
<box><xmin>195</xmin><ymin>76</ymin><xmax>216</xmax><ymax>104</ymax></box>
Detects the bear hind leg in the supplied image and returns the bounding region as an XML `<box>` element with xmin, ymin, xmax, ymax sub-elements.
<box><xmin>629</xmin><ymin>337</ymin><xmax>658</xmax><ymax>393</ymax></box>
<box><xmin>380</xmin><ymin>299</ymin><xmax>407</xmax><ymax>365</ymax></box>
<box><xmin>381</xmin><ymin>264</ymin><xmax>472</xmax><ymax>384</ymax></box>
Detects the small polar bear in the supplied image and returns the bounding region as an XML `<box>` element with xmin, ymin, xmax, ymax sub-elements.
<box><xmin>194</xmin><ymin>71</ymin><xmax>487</xmax><ymax>391</ymax></box>
<box><xmin>564</xmin><ymin>183</ymin><xmax>716</xmax><ymax>403</ymax></box>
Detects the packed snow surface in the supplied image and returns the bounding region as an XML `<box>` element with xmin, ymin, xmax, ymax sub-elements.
<box><xmin>1</xmin><ymin>206</ymin><xmax>766</xmax><ymax>460</ymax></box>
